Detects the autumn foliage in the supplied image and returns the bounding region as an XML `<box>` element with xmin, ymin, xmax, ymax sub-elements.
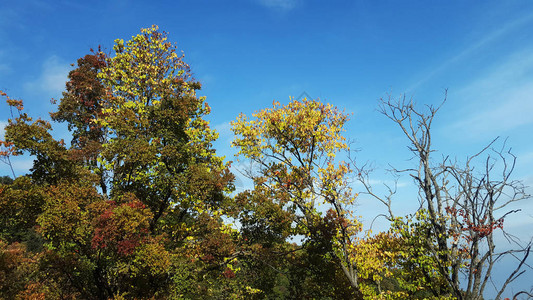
<box><xmin>0</xmin><ymin>26</ymin><xmax>530</xmax><ymax>300</ymax></box>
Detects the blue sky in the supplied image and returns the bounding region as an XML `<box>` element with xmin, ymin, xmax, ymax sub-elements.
<box><xmin>1</xmin><ymin>0</ymin><xmax>533</xmax><ymax>296</ymax></box>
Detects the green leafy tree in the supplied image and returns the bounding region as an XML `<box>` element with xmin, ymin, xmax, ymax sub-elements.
<box><xmin>0</xmin><ymin>176</ymin><xmax>13</xmax><ymax>185</ymax></box>
<box><xmin>0</xmin><ymin>177</ymin><xmax>45</xmax><ymax>245</ymax></box>
<box><xmin>354</xmin><ymin>210</ymin><xmax>452</xmax><ymax>299</ymax></box>
<box><xmin>99</xmin><ymin>26</ymin><xmax>232</xmax><ymax>231</ymax></box>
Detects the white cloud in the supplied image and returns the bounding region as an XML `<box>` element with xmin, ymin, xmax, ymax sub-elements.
<box><xmin>230</xmin><ymin>161</ymin><xmax>256</xmax><ymax>193</ymax></box>
<box><xmin>213</xmin><ymin>121</ymin><xmax>237</xmax><ymax>160</ymax></box>
<box><xmin>518</xmin><ymin>151</ymin><xmax>533</xmax><ymax>165</ymax></box>
<box><xmin>214</xmin><ymin>121</ymin><xmax>233</xmax><ymax>139</ymax></box>
<box><xmin>366</xmin><ymin>179</ymin><xmax>409</xmax><ymax>188</ymax></box>
<box><xmin>0</xmin><ymin>120</ymin><xmax>7</xmax><ymax>139</ymax></box>
<box><xmin>409</xmin><ymin>11</ymin><xmax>533</xmax><ymax>92</ymax></box>
<box><xmin>450</xmin><ymin>50</ymin><xmax>533</xmax><ymax>136</ymax></box>
<box><xmin>24</xmin><ymin>55</ymin><xmax>70</xmax><ymax>96</ymax></box>
<box><xmin>257</xmin><ymin>0</ymin><xmax>301</xmax><ymax>12</ymax></box>
<box><xmin>199</xmin><ymin>74</ymin><xmax>216</xmax><ymax>86</ymax></box>
<box><xmin>12</xmin><ymin>158</ymin><xmax>34</xmax><ymax>172</ymax></box>
<box><xmin>0</xmin><ymin>156</ymin><xmax>34</xmax><ymax>178</ymax></box>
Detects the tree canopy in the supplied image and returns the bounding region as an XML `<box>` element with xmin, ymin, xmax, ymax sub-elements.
<box><xmin>0</xmin><ymin>26</ymin><xmax>530</xmax><ymax>300</ymax></box>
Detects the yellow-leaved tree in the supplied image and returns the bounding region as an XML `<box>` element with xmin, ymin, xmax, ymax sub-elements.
<box><xmin>231</xmin><ymin>97</ymin><xmax>364</xmax><ymax>298</ymax></box>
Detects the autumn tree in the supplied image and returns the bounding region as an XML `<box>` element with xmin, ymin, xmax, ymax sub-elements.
<box><xmin>0</xmin><ymin>26</ymin><xmax>247</xmax><ymax>299</ymax></box>
<box><xmin>0</xmin><ymin>239</ymin><xmax>44</xmax><ymax>300</ymax></box>
<box><xmin>357</xmin><ymin>94</ymin><xmax>531</xmax><ymax>299</ymax></box>
<box><xmin>354</xmin><ymin>210</ymin><xmax>452</xmax><ymax>299</ymax></box>
<box><xmin>52</xmin><ymin>25</ymin><xmax>233</xmax><ymax>230</ymax></box>
<box><xmin>50</xmin><ymin>47</ymin><xmax>109</xmax><ymax>193</ymax></box>
<box><xmin>231</xmin><ymin>97</ymin><xmax>363</xmax><ymax>298</ymax></box>
<box><xmin>0</xmin><ymin>176</ymin><xmax>45</xmax><ymax>247</ymax></box>
<box><xmin>0</xmin><ymin>91</ymin><xmax>80</xmax><ymax>247</ymax></box>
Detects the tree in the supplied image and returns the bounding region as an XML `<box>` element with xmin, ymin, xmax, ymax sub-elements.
<box><xmin>50</xmin><ymin>47</ymin><xmax>109</xmax><ymax>193</ymax></box>
<box><xmin>354</xmin><ymin>210</ymin><xmax>451</xmax><ymax>299</ymax></box>
<box><xmin>52</xmin><ymin>25</ymin><xmax>233</xmax><ymax>230</ymax></box>
<box><xmin>231</xmin><ymin>97</ymin><xmax>363</xmax><ymax>298</ymax></box>
<box><xmin>0</xmin><ymin>26</ymin><xmax>244</xmax><ymax>299</ymax></box>
<box><xmin>0</xmin><ymin>90</ymin><xmax>82</xmax><ymax>186</ymax></box>
<box><xmin>0</xmin><ymin>176</ymin><xmax>13</xmax><ymax>185</ymax></box>
<box><xmin>0</xmin><ymin>176</ymin><xmax>45</xmax><ymax>246</ymax></box>
<box><xmin>0</xmin><ymin>238</ymin><xmax>53</xmax><ymax>300</ymax></box>
<box><xmin>357</xmin><ymin>94</ymin><xmax>531</xmax><ymax>299</ymax></box>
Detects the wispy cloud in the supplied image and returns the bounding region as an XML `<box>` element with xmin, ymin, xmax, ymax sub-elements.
<box><xmin>1</xmin><ymin>156</ymin><xmax>34</xmax><ymax>178</ymax></box>
<box><xmin>199</xmin><ymin>73</ymin><xmax>216</xmax><ymax>86</ymax></box>
<box><xmin>366</xmin><ymin>179</ymin><xmax>409</xmax><ymax>188</ymax></box>
<box><xmin>214</xmin><ymin>121</ymin><xmax>233</xmax><ymax>139</ymax></box>
<box><xmin>518</xmin><ymin>151</ymin><xmax>533</xmax><ymax>165</ymax></box>
<box><xmin>450</xmin><ymin>49</ymin><xmax>533</xmax><ymax>136</ymax></box>
<box><xmin>0</xmin><ymin>6</ymin><xmax>21</xmax><ymax>30</ymax></box>
<box><xmin>256</xmin><ymin>0</ymin><xmax>301</xmax><ymax>12</ymax></box>
<box><xmin>0</xmin><ymin>120</ymin><xmax>7</xmax><ymax>139</ymax></box>
<box><xmin>409</xmin><ymin>11</ymin><xmax>533</xmax><ymax>92</ymax></box>
<box><xmin>0</xmin><ymin>49</ymin><xmax>12</xmax><ymax>76</ymax></box>
<box><xmin>0</xmin><ymin>63</ymin><xmax>9</xmax><ymax>73</ymax></box>
<box><xmin>12</xmin><ymin>157</ymin><xmax>34</xmax><ymax>175</ymax></box>
<box><xmin>24</xmin><ymin>55</ymin><xmax>70</xmax><ymax>96</ymax></box>
<box><xmin>230</xmin><ymin>161</ymin><xmax>256</xmax><ymax>193</ymax></box>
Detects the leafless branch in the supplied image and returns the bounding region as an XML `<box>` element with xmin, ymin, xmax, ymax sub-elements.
<box><xmin>373</xmin><ymin>93</ymin><xmax>531</xmax><ymax>299</ymax></box>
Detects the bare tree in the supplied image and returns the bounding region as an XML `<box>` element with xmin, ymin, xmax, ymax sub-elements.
<box><xmin>357</xmin><ymin>93</ymin><xmax>531</xmax><ymax>299</ymax></box>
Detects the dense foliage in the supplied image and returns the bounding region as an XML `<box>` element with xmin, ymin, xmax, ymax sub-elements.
<box><xmin>0</xmin><ymin>26</ymin><xmax>530</xmax><ymax>299</ymax></box>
